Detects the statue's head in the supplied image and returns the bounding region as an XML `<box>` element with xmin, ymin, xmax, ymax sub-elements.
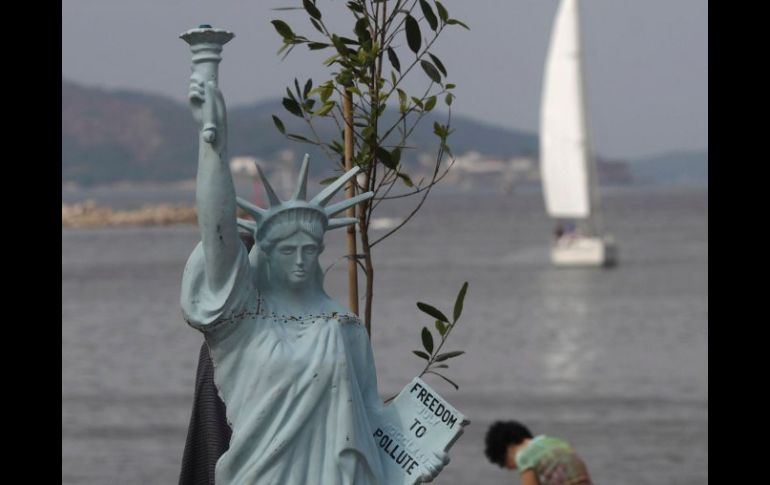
<box><xmin>258</xmin><ymin>209</ymin><xmax>325</xmax><ymax>290</ymax></box>
<box><xmin>237</xmin><ymin>155</ymin><xmax>373</xmax><ymax>291</ymax></box>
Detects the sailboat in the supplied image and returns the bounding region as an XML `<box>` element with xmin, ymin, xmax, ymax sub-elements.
<box><xmin>539</xmin><ymin>0</ymin><xmax>618</xmax><ymax>267</ymax></box>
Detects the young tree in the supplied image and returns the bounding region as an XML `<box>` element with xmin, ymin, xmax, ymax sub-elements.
<box><xmin>270</xmin><ymin>0</ymin><xmax>470</xmax><ymax>386</ymax></box>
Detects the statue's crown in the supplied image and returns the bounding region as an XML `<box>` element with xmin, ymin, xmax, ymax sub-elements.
<box><xmin>236</xmin><ymin>154</ymin><xmax>372</xmax><ymax>240</ymax></box>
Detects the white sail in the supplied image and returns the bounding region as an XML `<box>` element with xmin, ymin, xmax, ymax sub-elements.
<box><xmin>539</xmin><ymin>0</ymin><xmax>592</xmax><ymax>219</ymax></box>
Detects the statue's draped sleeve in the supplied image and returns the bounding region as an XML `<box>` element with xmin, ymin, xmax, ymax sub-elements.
<box><xmin>342</xmin><ymin>317</ymin><xmax>385</xmax><ymax>415</ymax></box>
<box><xmin>181</xmin><ymin>240</ymin><xmax>255</xmax><ymax>332</ymax></box>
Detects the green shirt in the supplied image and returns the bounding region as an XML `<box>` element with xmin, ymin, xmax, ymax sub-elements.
<box><xmin>516</xmin><ymin>435</ymin><xmax>593</xmax><ymax>485</ymax></box>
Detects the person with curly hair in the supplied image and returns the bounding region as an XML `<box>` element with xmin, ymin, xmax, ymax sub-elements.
<box><xmin>484</xmin><ymin>421</ymin><xmax>593</xmax><ymax>485</ymax></box>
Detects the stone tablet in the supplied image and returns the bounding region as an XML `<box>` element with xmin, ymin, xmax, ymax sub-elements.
<box><xmin>374</xmin><ymin>377</ymin><xmax>469</xmax><ymax>484</ymax></box>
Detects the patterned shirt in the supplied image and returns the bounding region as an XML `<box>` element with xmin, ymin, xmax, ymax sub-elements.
<box><xmin>516</xmin><ymin>435</ymin><xmax>593</xmax><ymax>485</ymax></box>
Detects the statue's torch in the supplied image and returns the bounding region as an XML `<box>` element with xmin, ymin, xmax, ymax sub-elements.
<box><xmin>180</xmin><ymin>25</ymin><xmax>234</xmax><ymax>144</ymax></box>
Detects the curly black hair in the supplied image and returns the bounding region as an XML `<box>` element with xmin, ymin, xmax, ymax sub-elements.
<box><xmin>484</xmin><ymin>421</ymin><xmax>534</xmax><ymax>467</ymax></box>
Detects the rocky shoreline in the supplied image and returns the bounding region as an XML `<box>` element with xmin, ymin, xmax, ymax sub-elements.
<box><xmin>62</xmin><ymin>201</ymin><xmax>198</xmax><ymax>228</ymax></box>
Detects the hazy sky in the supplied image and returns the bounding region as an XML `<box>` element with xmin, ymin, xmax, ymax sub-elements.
<box><xmin>62</xmin><ymin>0</ymin><xmax>707</xmax><ymax>159</ymax></box>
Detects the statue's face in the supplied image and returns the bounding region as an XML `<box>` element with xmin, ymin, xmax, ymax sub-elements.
<box><xmin>267</xmin><ymin>231</ymin><xmax>322</xmax><ymax>289</ymax></box>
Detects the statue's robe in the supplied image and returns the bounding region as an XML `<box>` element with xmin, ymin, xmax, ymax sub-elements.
<box><xmin>180</xmin><ymin>242</ymin><xmax>385</xmax><ymax>485</ymax></box>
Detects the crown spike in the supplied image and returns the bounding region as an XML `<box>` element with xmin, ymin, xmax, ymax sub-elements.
<box><xmin>327</xmin><ymin>217</ymin><xmax>359</xmax><ymax>230</ymax></box>
<box><xmin>236</xmin><ymin>196</ymin><xmax>266</xmax><ymax>222</ymax></box>
<box><xmin>291</xmin><ymin>154</ymin><xmax>310</xmax><ymax>201</ymax></box>
<box><xmin>309</xmin><ymin>166</ymin><xmax>362</xmax><ymax>207</ymax></box>
<box><xmin>237</xmin><ymin>218</ymin><xmax>258</xmax><ymax>233</ymax></box>
<box><xmin>257</xmin><ymin>165</ymin><xmax>281</xmax><ymax>207</ymax></box>
<box><xmin>248</xmin><ymin>157</ymin><xmax>375</xmax><ymax>240</ymax></box>
<box><xmin>324</xmin><ymin>191</ymin><xmax>374</xmax><ymax>217</ymax></box>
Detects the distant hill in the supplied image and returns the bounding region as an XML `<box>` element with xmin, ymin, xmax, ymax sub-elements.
<box><xmin>62</xmin><ymin>79</ymin><xmax>538</xmax><ymax>186</ymax></box>
<box><xmin>628</xmin><ymin>151</ymin><xmax>708</xmax><ymax>187</ymax></box>
<box><xmin>62</xmin><ymin>80</ymin><xmax>198</xmax><ymax>185</ymax></box>
<box><xmin>63</xmin><ymin>79</ymin><xmax>705</xmax><ymax>188</ymax></box>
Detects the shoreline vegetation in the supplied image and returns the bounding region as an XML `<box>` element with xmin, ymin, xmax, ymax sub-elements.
<box><xmin>62</xmin><ymin>201</ymin><xmax>198</xmax><ymax>228</ymax></box>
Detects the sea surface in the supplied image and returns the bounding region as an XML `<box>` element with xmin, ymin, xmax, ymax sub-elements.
<box><xmin>62</xmin><ymin>188</ymin><xmax>708</xmax><ymax>484</ymax></box>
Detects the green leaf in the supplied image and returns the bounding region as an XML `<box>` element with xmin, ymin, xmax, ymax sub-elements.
<box><xmin>271</xmin><ymin>20</ymin><xmax>295</xmax><ymax>40</ymax></box>
<box><xmin>445</xmin><ymin>83</ymin><xmax>456</xmax><ymax>89</ymax></box>
<box><xmin>332</xmin><ymin>34</ymin><xmax>350</xmax><ymax>57</ymax></box>
<box><xmin>433</xmin><ymin>121</ymin><xmax>448</xmax><ymax>138</ymax></box>
<box><xmin>277</xmin><ymin>42</ymin><xmax>292</xmax><ymax>57</ymax></box>
<box><xmin>435</xmin><ymin>350</ymin><xmax>465</xmax><ymax>362</ymax></box>
<box><xmin>287</xmin><ymin>133</ymin><xmax>312</xmax><ymax>143</ymax></box>
<box><xmin>453</xmin><ymin>281</ymin><xmax>468</xmax><ymax>322</ymax></box>
<box><xmin>378</xmin><ymin>101</ymin><xmax>389</xmax><ymax>115</ymax></box>
<box><xmin>310</xmin><ymin>18</ymin><xmax>324</xmax><ymax>34</ymax></box>
<box><xmin>346</xmin><ymin>1</ymin><xmax>364</xmax><ymax>13</ymax></box>
<box><xmin>272</xmin><ymin>115</ymin><xmax>286</xmax><ymax>134</ymax></box>
<box><xmin>444</xmin><ymin>93</ymin><xmax>454</xmax><ymax>106</ymax></box>
<box><xmin>328</xmin><ymin>141</ymin><xmax>344</xmax><ymax>155</ymax></box>
<box><xmin>435</xmin><ymin>319</ymin><xmax>447</xmax><ymax>336</ymax></box>
<box><xmin>294</xmin><ymin>78</ymin><xmax>302</xmax><ymax>100</ymax></box>
<box><xmin>282</xmin><ymin>97</ymin><xmax>303</xmax><ymax>117</ymax></box>
<box><xmin>433</xmin><ymin>364</ymin><xmax>449</xmax><ymax>369</ymax></box>
<box><xmin>336</xmin><ymin>70</ymin><xmax>354</xmax><ymax>87</ymax></box>
<box><xmin>405</xmin><ymin>15</ymin><xmax>422</xmax><ymax>53</ymax></box>
<box><xmin>419</xmin><ymin>0</ymin><xmax>438</xmax><ymax>31</ymax></box>
<box><xmin>413</xmin><ymin>350</ymin><xmax>430</xmax><ymax>360</ymax></box>
<box><xmin>424</xmin><ymin>96</ymin><xmax>437</xmax><ymax>112</ymax></box>
<box><xmin>303</xmin><ymin>0</ymin><xmax>322</xmax><ymax>20</ymax></box>
<box><xmin>323</xmin><ymin>54</ymin><xmax>339</xmax><ymax>66</ymax></box>
<box><xmin>435</xmin><ymin>1</ymin><xmax>449</xmax><ymax>22</ymax></box>
<box><xmin>308</xmin><ymin>42</ymin><xmax>330</xmax><ymax>50</ymax></box>
<box><xmin>387</xmin><ymin>47</ymin><xmax>401</xmax><ymax>72</ymax></box>
<box><xmin>447</xmin><ymin>18</ymin><xmax>470</xmax><ymax>30</ymax></box>
<box><xmin>354</xmin><ymin>17</ymin><xmax>371</xmax><ymax>42</ymax></box>
<box><xmin>428</xmin><ymin>53</ymin><xmax>447</xmax><ymax>77</ymax></box>
<box><xmin>430</xmin><ymin>371</ymin><xmax>459</xmax><ymax>390</ymax></box>
<box><xmin>303</xmin><ymin>78</ymin><xmax>313</xmax><ymax>98</ymax></box>
<box><xmin>397</xmin><ymin>89</ymin><xmax>408</xmax><ymax>113</ymax></box>
<box><xmin>397</xmin><ymin>172</ymin><xmax>413</xmax><ymax>187</ymax></box>
<box><xmin>411</xmin><ymin>96</ymin><xmax>424</xmax><ymax>109</ymax></box>
<box><xmin>417</xmin><ymin>302</ymin><xmax>449</xmax><ymax>323</ymax></box>
<box><xmin>421</xmin><ymin>327</ymin><xmax>434</xmax><ymax>354</ymax></box>
<box><xmin>319</xmin><ymin>82</ymin><xmax>334</xmax><ymax>102</ymax></box>
<box><xmin>376</xmin><ymin>146</ymin><xmax>397</xmax><ymax>169</ymax></box>
<box><xmin>390</xmin><ymin>147</ymin><xmax>402</xmax><ymax>165</ymax></box>
<box><xmin>420</xmin><ymin>60</ymin><xmax>442</xmax><ymax>84</ymax></box>
<box><xmin>303</xmin><ymin>99</ymin><xmax>316</xmax><ymax>112</ymax></box>
<box><xmin>313</xmin><ymin>101</ymin><xmax>335</xmax><ymax>116</ymax></box>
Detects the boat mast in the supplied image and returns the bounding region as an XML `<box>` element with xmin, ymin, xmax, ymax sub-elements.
<box><xmin>575</xmin><ymin>0</ymin><xmax>603</xmax><ymax>237</ymax></box>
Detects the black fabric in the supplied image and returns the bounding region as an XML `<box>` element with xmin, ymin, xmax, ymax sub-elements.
<box><xmin>178</xmin><ymin>341</ymin><xmax>232</xmax><ymax>485</ymax></box>
<box><xmin>179</xmin><ymin>232</ymin><xmax>253</xmax><ymax>485</ymax></box>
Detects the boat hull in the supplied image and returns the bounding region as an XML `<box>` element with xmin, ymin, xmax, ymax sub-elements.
<box><xmin>551</xmin><ymin>236</ymin><xmax>618</xmax><ymax>267</ymax></box>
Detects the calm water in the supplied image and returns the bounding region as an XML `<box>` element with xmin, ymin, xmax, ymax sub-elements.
<box><xmin>62</xmin><ymin>188</ymin><xmax>708</xmax><ymax>484</ymax></box>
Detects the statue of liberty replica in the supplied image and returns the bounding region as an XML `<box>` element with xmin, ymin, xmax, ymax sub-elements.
<box><xmin>179</xmin><ymin>26</ymin><xmax>452</xmax><ymax>485</ymax></box>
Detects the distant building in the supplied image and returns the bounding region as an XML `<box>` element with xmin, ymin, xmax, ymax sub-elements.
<box><xmin>445</xmin><ymin>151</ymin><xmax>539</xmax><ymax>192</ymax></box>
<box><xmin>369</xmin><ymin>149</ymin><xmax>631</xmax><ymax>193</ymax></box>
<box><xmin>229</xmin><ymin>156</ymin><xmax>259</xmax><ymax>176</ymax></box>
<box><xmin>596</xmin><ymin>158</ymin><xmax>633</xmax><ymax>185</ymax></box>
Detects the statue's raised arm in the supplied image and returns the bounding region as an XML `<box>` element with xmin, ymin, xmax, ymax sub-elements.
<box><xmin>181</xmin><ymin>26</ymin><xmax>239</xmax><ymax>292</ymax></box>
